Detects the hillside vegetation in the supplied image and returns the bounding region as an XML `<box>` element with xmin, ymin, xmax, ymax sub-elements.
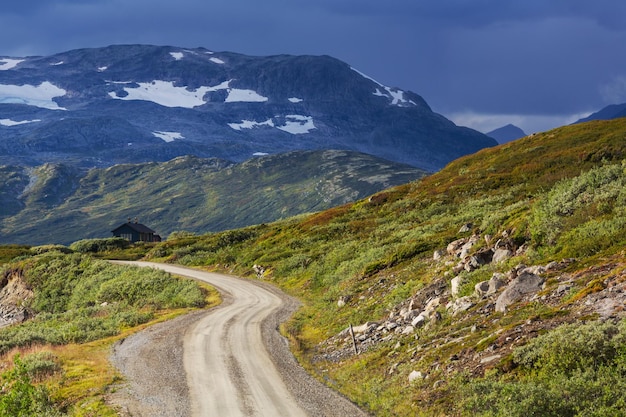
<box><xmin>0</xmin><ymin>150</ymin><xmax>425</xmax><ymax>245</ymax></box>
<box><xmin>139</xmin><ymin>118</ymin><xmax>626</xmax><ymax>416</ymax></box>
<box><xmin>0</xmin><ymin>247</ymin><xmax>214</xmax><ymax>415</ymax></box>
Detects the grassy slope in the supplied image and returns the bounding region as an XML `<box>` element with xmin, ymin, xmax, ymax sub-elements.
<box><xmin>0</xmin><ymin>249</ymin><xmax>218</xmax><ymax>416</ymax></box>
<box><xmin>141</xmin><ymin>118</ymin><xmax>626</xmax><ymax>415</ymax></box>
<box><xmin>0</xmin><ymin>150</ymin><xmax>425</xmax><ymax>245</ymax></box>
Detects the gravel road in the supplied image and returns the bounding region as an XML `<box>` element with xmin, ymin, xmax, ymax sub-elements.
<box><xmin>109</xmin><ymin>262</ymin><xmax>370</xmax><ymax>417</ymax></box>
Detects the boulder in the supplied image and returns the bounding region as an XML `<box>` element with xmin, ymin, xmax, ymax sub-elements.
<box><xmin>409</xmin><ymin>370</ymin><xmax>425</xmax><ymax>383</ymax></box>
<box><xmin>492</xmin><ymin>248</ymin><xmax>513</xmax><ymax>263</ymax></box>
<box><xmin>402</xmin><ymin>325</ymin><xmax>415</xmax><ymax>335</ymax></box>
<box><xmin>475</xmin><ymin>274</ymin><xmax>506</xmax><ymax>297</ymax></box>
<box><xmin>459</xmin><ymin>223</ymin><xmax>473</xmax><ymax>233</ymax></box>
<box><xmin>447</xmin><ymin>238</ymin><xmax>468</xmax><ymax>256</ymax></box>
<box><xmin>411</xmin><ymin>314</ymin><xmax>427</xmax><ymax>327</ymax></box>
<box><xmin>495</xmin><ymin>272</ymin><xmax>545</xmax><ymax>312</ymax></box>
<box><xmin>447</xmin><ymin>296</ymin><xmax>474</xmax><ymax>315</ymax></box>
<box><xmin>451</xmin><ymin>276</ymin><xmax>463</xmax><ymax>297</ymax></box>
<box><xmin>352</xmin><ymin>322</ymin><xmax>378</xmax><ymax>334</ymax></box>
<box><xmin>423</xmin><ymin>297</ymin><xmax>441</xmax><ymax>316</ymax></box>
<box><xmin>433</xmin><ymin>249</ymin><xmax>446</xmax><ymax>261</ymax></box>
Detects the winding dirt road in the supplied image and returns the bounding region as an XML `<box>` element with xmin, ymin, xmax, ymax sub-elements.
<box><xmin>111</xmin><ymin>261</ymin><xmax>369</xmax><ymax>417</ymax></box>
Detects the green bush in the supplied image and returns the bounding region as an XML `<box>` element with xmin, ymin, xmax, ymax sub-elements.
<box><xmin>531</xmin><ymin>162</ymin><xmax>626</xmax><ymax>246</ymax></box>
<box><xmin>69</xmin><ymin>238</ymin><xmax>130</xmax><ymax>254</ymax></box>
<box><xmin>456</xmin><ymin>320</ymin><xmax>626</xmax><ymax>416</ymax></box>
<box><xmin>0</xmin><ymin>355</ymin><xmax>66</xmax><ymax>417</ymax></box>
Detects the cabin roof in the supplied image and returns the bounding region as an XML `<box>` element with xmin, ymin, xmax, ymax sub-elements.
<box><xmin>111</xmin><ymin>222</ymin><xmax>156</xmax><ymax>234</ymax></box>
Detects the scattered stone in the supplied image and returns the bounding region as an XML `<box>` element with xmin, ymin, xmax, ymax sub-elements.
<box><xmin>459</xmin><ymin>223</ymin><xmax>473</xmax><ymax>233</ymax></box>
<box><xmin>451</xmin><ymin>276</ymin><xmax>463</xmax><ymax>297</ymax></box>
<box><xmin>252</xmin><ymin>264</ymin><xmax>266</xmax><ymax>279</ymax></box>
<box><xmin>492</xmin><ymin>248</ymin><xmax>513</xmax><ymax>263</ymax></box>
<box><xmin>475</xmin><ymin>274</ymin><xmax>506</xmax><ymax>297</ymax></box>
<box><xmin>411</xmin><ymin>314</ymin><xmax>427</xmax><ymax>327</ymax></box>
<box><xmin>480</xmin><ymin>354</ymin><xmax>501</xmax><ymax>364</ymax></box>
<box><xmin>495</xmin><ymin>272</ymin><xmax>545</xmax><ymax>312</ymax></box>
<box><xmin>408</xmin><ymin>370</ymin><xmax>424</xmax><ymax>383</ymax></box>
<box><xmin>433</xmin><ymin>249</ymin><xmax>446</xmax><ymax>261</ymax></box>
<box><xmin>447</xmin><ymin>296</ymin><xmax>474</xmax><ymax>316</ymax></box>
<box><xmin>423</xmin><ymin>297</ymin><xmax>441</xmax><ymax>316</ymax></box>
<box><xmin>402</xmin><ymin>325</ymin><xmax>415</xmax><ymax>335</ymax></box>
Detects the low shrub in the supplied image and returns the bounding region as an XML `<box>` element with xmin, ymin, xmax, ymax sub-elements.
<box><xmin>456</xmin><ymin>320</ymin><xmax>626</xmax><ymax>416</ymax></box>
<box><xmin>69</xmin><ymin>238</ymin><xmax>129</xmax><ymax>254</ymax></box>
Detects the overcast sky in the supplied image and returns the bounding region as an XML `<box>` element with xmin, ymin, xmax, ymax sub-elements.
<box><xmin>1</xmin><ymin>0</ymin><xmax>625</xmax><ymax>133</ymax></box>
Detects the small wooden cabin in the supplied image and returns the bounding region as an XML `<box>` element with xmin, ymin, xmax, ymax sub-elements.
<box><xmin>111</xmin><ymin>220</ymin><xmax>161</xmax><ymax>243</ymax></box>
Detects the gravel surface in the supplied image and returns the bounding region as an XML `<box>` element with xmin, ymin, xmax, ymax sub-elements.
<box><xmin>109</xmin><ymin>264</ymin><xmax>370</xmax><ymax>417</ymax></box>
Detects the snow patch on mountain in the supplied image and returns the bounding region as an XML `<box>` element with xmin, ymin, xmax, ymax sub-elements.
<box><xmin>225</xmin><ymin>88</ymin><xmax>268</xmax><ymax>103</ymax></box>
<box><xmin>228</xmin><ymin>119</ymin><xmax>275</xmax><ymax>130</ymax></box>
<box><xmin>108</xmin><ymin>80</ymin><xmax>210</xmax><ymax>108</ymax></box>
<box><xmin>170</xmin><ymin>52</ymin><xmax>184</xmax><ymax>61</ymax></box>
<box><xmin>351</xmin><ymin>67</ymin><xmax>415</xmax><ymax>107</ymax></box>
<box><xmin>98</xmin><ymin>66</ymin><xmax>108</xmax><ymax>72</ymax></box>
<box><xmin>210</xmin><ymin>57</ymin><xmax>225</xmax><ymax>65</ymax></box>
<box><xmin>374</xmin><ymin>87</ymin><xmax>416</xmax><ymax>107</ymax></box>
<box><xmin>228</xmin><ymin>115</ymin><xmax>315</xmax><ymax>134</ymax></box>
<box><xmin>108</xmin><ymin>79</ymin><xmax>267</xmax><ymax>107</ymax></box>
<box><xmin>0</xmin><ymin>58</ymin><xmax>25</xmax><ymax>70</ymax></box>
<box><xmin>0</xmin><ymin>81</ymin><xmax>67</xmax><ymax>110</ymax></box>
<box><xmin>153</xmin><ymin>131</ymin><xmax>184</xmax><ymax>142</ymax></box>
<box><xmin>276</xmin><ymin>115</ymin><xmax>316</xmax><ymax>134</ymax></box>
<box><xmin>0</xmin><ymin>118</ymin><xmax>41</xmax><ymax>126</ymax></box>
<box><xmin>288</xmin><ymin>97</ymin><xmax>303</xmax><ymax>103</ymax></box>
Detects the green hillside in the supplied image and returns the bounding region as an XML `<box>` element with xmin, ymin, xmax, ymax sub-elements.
<box><xmin>142</xmin><ymin>118</ymin><xmax>626</xmax><ymax>416</ymax></box>
<box><xmin>0</xmin><ymin>150</ymin><xmax>425</xmax><ymax>245</ymax></box>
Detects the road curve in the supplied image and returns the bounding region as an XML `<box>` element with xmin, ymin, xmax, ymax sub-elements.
<box><xmin>114</xmin><ymin>261</ymin><xmax>370</xmax><ymax>417</ymax></box>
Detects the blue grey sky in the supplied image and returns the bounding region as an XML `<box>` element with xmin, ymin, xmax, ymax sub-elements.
<box><xmin>1</xmin><ymin>0</ymin><xmax>625</xmax><ymax>133</ymax></box>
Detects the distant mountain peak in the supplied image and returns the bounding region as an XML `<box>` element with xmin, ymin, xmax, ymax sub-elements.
<box><xmin>574</xmin><ymin>103</ymin><xmax>626</xmax><ymax>124</ymax></box>
<box><xmin>486</xmin><ymin>124</ymin><xmax>527</xmax><ymax>144</ymax></box>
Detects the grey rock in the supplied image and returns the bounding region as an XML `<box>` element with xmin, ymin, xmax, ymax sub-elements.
<box><xmin>495</xmin><ymin>272</ymin><xmax>545</xmax><ymax>312</ymax></box>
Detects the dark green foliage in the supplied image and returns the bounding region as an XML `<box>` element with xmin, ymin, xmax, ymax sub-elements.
<box><xmin>0</xmin><ymin>245</ymin><xmax>31</xmax><ymax>265</ymax></box>
<box><xmin>0</xmin><ymin>355</ymin><xmax>66</xmax><ymax>417</ymax></box>
<box><xmin>457</xmin><ymin>321</ymin><xmax>626</xmax><ymax>416</ymax></box>
<box><xmin>69</xmin><ymin>238</ymin><xmax>130</xmax><ymax>254</ymax></box>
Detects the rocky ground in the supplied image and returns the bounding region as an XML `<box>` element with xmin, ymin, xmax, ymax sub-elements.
<box><xmin>0</xmin><ymin>269</ymin><xmax>33</xmax><ymax>329</ymax></box>
<box><xmin>315</xmin><ymin>227</ymin><xmax>626</xmax><ymax>382</ymax></box>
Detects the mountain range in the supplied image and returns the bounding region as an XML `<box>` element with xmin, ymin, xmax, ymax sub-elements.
<box><xmin>0</xmin><ymin>44</ymin><xmax>496</xmax><ymax>172</ymax></box>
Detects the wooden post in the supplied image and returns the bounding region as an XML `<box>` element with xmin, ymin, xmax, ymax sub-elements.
<box><xmin>349</xmin><ymin>324</ymin><xmax>359</xmax><ymax>355</ymax></box>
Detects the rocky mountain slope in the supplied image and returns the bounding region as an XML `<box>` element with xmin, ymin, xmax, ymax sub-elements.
<box><xmin>0</xmin><ymin>150</ymin><xmax>426</xmax><ymax>245</ymax></box>
<box><xmin>0</xmin><ymin>45</ymin><xmax>496</xmax><ymax>171</ymax></box>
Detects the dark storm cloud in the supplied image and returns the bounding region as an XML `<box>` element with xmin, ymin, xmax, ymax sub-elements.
<box><xmin>0</xmin><ymin>0</ymin><xmax>625</xmax><ymax>133</ymax></box>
